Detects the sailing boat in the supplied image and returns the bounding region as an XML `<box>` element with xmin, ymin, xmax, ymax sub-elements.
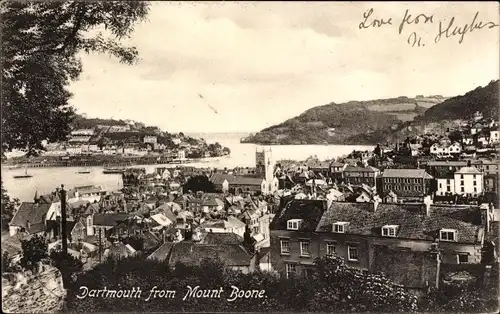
<box><xmin>13</xmin><ymin>167</ymin><xmax>33</xmax><ymax>179</ymax></box>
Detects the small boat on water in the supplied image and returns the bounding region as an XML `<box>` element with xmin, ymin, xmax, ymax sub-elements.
<box><xmin>13</xmin><ymin>168</ymin><xmax>32</xmax><ymax>179</ymax></box>
<box><xmin>77</xmin><ymin>168</ymin><xmax>91</xmax><ymax>174</ymax></box>
<box><xmin>103</xmin><ymin>167</ymin><xmax>127</xmax><ymax>174</ymax></box>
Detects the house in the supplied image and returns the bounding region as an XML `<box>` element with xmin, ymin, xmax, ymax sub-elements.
<box><xmin>91</xmin><ymin>213</ymin><xmax>131</xmax><ymax>238</ymax></box>
<box><xmin>343</xmin><ymin>166</ymin><xmax>380</xmax><ymax>188</ymax></box>
<box><xmin>199</xmin><ymin>232</ymin><xmax>244</xmax><ymax>245</ymax></box>
<box><xmin>148</xmin><ymin>242</ymin><xmax>257</xmax><ymax>273</ymax></box>
<box><xmin>329</xmin><ymin>161</ymin><xmax>347</xmax><ymax>182</ymax></box>
<box><xmin>430</xmin><ymin>143</ymin><xmax>450</xmax><ymax>156</ymax></box>
<box><xmin>209</xmin><ymin>173</ymin><xmax>267</xmax><ymax>195</ymax></box>
<box><xmin>270</xmin><ymin>199</ymin><xmax>486</xmax><ymax>288</ymax></box>
<box><xmin>200</xmin><ymin>216</ymin><xmax>246</xmax><ymax>237</ymax></box>
<box><xmin>381</xmin><ymin>169</ymin><xmax>433</xmax><ymax>200</ymax></box>
<box><xmin>325</xmin><ymin>188</ymin><xmax>345</xmax><ymax>202</ymax></box>
<box><xmin>308</xmin><ymin>162</ymin><xmax>330</xmax><ymax>177</ymax></box>
<box><xmin>104</xmin><ymin>242</ymin><xmax>137</xmax><ymax>259</ymax></box>
<box><xmin>9</xmin><ymin>202</ymin><xmax>51</xmax><ymax>236</ymax></box>
<box><xmin>384</xmin><ymin>190</ymin><xmax>398</xmax><ymax>204</ymax></box>
<box><xmin>453</xmin><ymin>167</ymin><xmax>484</xmax><ymax>196</ymax></box>
<box><xmin>490</xmin><ymin>130</ymin><xmax>500</xmax><ymax>144</ymax></box>
<box><xmin>149</xmin><ymin>213</ymin><xmax>175</xmax><ymax>230</ymax></box>
<box><xmin>462</xmin><ymin>135</ymin><xmax>474</xmax><ymax>145</ymax></box>
<box><xmin>269</xmin><ymin>199</ymin><xmax>329</xmax><ymax>278</ymax></box>
<box><xmin>448</xmin><ymin>142</ymin><xmax>462</xmax><ymax>155</ymax></box>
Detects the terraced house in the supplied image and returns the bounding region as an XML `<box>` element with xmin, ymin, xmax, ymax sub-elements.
<box><xmin>342</xmin><ymin>165</ymin><xmax>380</xmax><ymax>188</ymax></box>
<box><xmin>270</xmin><ymin>198</ymin><xmax>488</xmax><ymax>291</ymax></box>
<box><xmin>380</xmin><ymin>168</ymin><xmax>434</xmax><ymax>201</ymax></box>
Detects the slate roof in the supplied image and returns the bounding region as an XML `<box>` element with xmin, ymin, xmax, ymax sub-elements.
<box><xmin>270</xmin><ymin>199</ymin><xmax>328</xmax><ymax>231</ymax></box>
<box><xmin>93</xmin><ymin>213</ymin><xmax>130</xmax><ymax>227</ymax></box>
<box><xmin>201</xmin><ymin>232</ymin><xmax>244</xmax><ymax>245</ymax></box>
<box><xmin>201</xmin><ymin>216</ymin><xmax>245</xmax><ymax>229</ymax></box>
<box><xmin>10</xmin><ymin>202</ymin><xmax>51</xmax><ymax>228</ymax></box>
<box><xmin>148</xmin><ymin>241</ymin><xmax>175</xmax><ymax>262</ymax></box>
<box><xmin>315</xmin><ymin>202</ymin><xmax>484</xmax><ymax>244</ymax></box>
<box><xmin>426</xmin><ymin>161</ymin><xmax>468</xmax><ymax>167</ymax></box>
<box><xmin>344</xmin><ymin>166</ymin><xmax>380</xmax><ymax>173</ymax></box>
<box><xmin>456</xmin><ymin>167</ymin><xmax>482</xmax><ymax>174</ymax></box>
<box><xmin>168</xmin><ymin>243</ymin><xmax>253</xmax><ymax>267</ymax></box>
<box><xmin>382</xmin><ymin>169</ymin><xmax>433</xmax><ymax>179</ymax></box>
<box><xmin>209</xmin><ymin>173</ymin><xmax>264</xmax><ymax>186</ymax></box>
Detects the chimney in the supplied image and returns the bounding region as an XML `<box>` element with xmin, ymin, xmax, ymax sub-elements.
<box><xmin>423</xmin><ymin>195</ymin><xmax>433</xmax><ymax>216</ymax></box>
<box><xmin>371</xmin><ymin>198</ymin><xmax>380</xmax><ymax>212</ymax></box>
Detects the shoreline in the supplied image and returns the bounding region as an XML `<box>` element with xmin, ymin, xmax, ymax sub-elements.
<box><xmin>2</xmin><ymin>155</ymin><xmax>228</xmax><ymax>169</ymax></box>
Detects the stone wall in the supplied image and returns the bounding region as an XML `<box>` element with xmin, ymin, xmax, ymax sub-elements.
<box><xmin>2</xmin><ymin>264</ymin><xmax>66</xmax><ymax>313</ymax></box>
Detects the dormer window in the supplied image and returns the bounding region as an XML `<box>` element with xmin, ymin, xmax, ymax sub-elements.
<box><xmin>382</xmin><ymin>225</ymin><xmax>399</xmax><ymax>237</ymax></box>
<box><xmin>287</xmin><ymin>219</ymin><xmax>303</xmax><ymax>230</ymax></box>
<box><xmin>332</xmin><ymin>222</ymin><xmax>349</xmax><ymax>233</ymax></box>
<box><xmin>440</xmin><ymin>228</ymin><xmax>457</xmax><ymax>242</ymax></box>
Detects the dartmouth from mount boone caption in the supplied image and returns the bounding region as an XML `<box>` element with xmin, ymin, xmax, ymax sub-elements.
<box><xmin>76</xmin><ymin>285</ymin><xmax>267</xmax><ymax>302</ymax></box>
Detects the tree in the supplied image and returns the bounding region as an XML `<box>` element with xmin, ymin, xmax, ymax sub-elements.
<box><xmin>1</xmin><ymin>1</ymin><xmax>150</xmax><ymax>156</ymax></box>
<box><xmin>183</xmin><ymin>175</ymin><xmax>215</xmax><ymax>193</ymax></box>
<box><xmin>49</xmin><ymin>250</ymin><xmax>83</xmax><ymax>288</ymax></box>
<box><xmin>1</xmin><ymin>179</ymin><xmax>20</xmax><ymax>230</ymax></box>
<box><xmin>222</xmin><ymin>146</ymin><xmax>231</xmax><ymax>155</ymax></box>
<box><xmin>20</xmin><ymin>235</ymin><xmax>48</xmax><ymax>271</ymax></box>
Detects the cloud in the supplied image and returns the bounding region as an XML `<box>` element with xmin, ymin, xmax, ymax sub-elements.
<box><xmin>68</xmin><ymin>2</ymin><xmax>499</xmax><ymax>133</ymax></box>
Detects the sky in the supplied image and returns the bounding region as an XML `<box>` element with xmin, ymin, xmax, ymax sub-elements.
<box><xmin>68</xmin><ymin>1</ymin><xmax>500</xmax><ymax>133</ymax></box>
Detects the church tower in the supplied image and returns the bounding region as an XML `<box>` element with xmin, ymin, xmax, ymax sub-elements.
<box><xmin>256</xmin><ymin>147</ymin><xmax>276</xmax><ymax>194</ymax></box>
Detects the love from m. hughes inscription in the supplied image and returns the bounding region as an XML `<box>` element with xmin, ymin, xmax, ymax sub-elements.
<box><xmin>358</xmin><ymin>8</ymin><xmax>499</xmax><ymax>47</ymax></box>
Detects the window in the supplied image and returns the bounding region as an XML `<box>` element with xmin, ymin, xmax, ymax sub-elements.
<box><xmin>280</xmin><ymin>240</ymin><xmax>290</xmax><ymax>254</ymax></box>
<box><xmin>299</xmin><ymin>241</ymin><xmax>311</xmax><ymax>257</ymax></box>
<box><xmin>440</xmin><ymin>229</ymin><xmax>457</xmax><ymax>242</ymax></box>
<box><xmin>474</xmin><ymin>187</ymin><xmax>477</xmax><ymax>193</ymax></box>
<box><xmin>287</xmin><ymin>219</ymin><xmax>302</xmax><ymax>230</ymax></box>
<box><xmin>473</xmin><ymin>181</ymin><xmax>477</xmax><ymax>186</ymax></box>
<box><xmin>473</xmin><ymin>174</ymin><xmax>476</xmax><ymax>179</ymax></box>
<box><xmin>446</xmin><ymin>179</ymin><xmax>450</xmax><ymax>184</ymax></box>
<box><xmin>285</xmin><ymin>263</ymin><xmax>296</xmax><ymax>278</ymax></box>
<box><xmin>447</xmin><ymin>186</ymin><xmax>451</xmax><ymax>192</ymax></box>
<box><xmin>460</xmin><ymin>174</ymin><xmax>464</xmax><ymax>179</ymax></box>
<box><xmin>333</xmin><ymin>222</ymin><xmax>348</xmax><ymax>233</ymax></box>
<box><xmin>439</xmin><ymin>183</ymin><xmax>442</xmax><ymax>188</ymax></box>
<box><xmin>461</xmin><ymin>187</ymin><xmax>464</xmax><ymax>192</ymax></box>
<box><xmin>458</xmin><ymin>254</ymin><xmax>469</xmax><ymax>264</ymax></box>
<box><xmin>348</xmin><ymin>246</ymin><xmax>359</xmax><ymax>261</ymax></box>
<box><xmin>382</xmin><ymin>225</ymin><xmax>398</xmax><ymax>237</ymax></box>
<box><xmin>326</xmin><ymin>243</ymin><xmax>336</xmax><ymax>256</ymax></box>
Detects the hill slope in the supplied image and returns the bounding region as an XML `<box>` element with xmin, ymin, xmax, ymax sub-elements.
<box><xmin>242</xmin><ymin>96</ymin><xmax>446</xmax><ymax>145</ymax></box>
<box><xmin>420</xmin><ymin>80</ymin><xmax>499</xmax><ymax>122</ymax></box>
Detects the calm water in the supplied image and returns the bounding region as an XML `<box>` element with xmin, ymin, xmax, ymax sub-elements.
<box><xmin>1</xmin><ymin>132</ymin><xmax>374</xmax><ymax>201</ymax></box>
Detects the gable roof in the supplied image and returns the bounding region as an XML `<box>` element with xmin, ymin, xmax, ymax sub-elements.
<box><xmin>382</xmin><ymin>169</ymin><xmax>433</xmax><ymax>179</ymax></box>
<box><xmin>10</xmin><ymin>202</ymin><xmax>51</xmax><ymax>228</ymax></box>
<box><xmin>201</xmin><ymin>232</ymin><xmax>244</xmax><ymax>245</ymax></box>
<box><xmin>168</xmin><ymin>243</ymin><xmax>253</xmax><ymax>267</ymax></box>
<box><xmin>93</xmin><ymin>213</ymin><xmax>130</xmax><ymax>227</ymax></box>
<box><xmin>315</xmin><ymin>202</ymin><xmax>484</xmax><ymax>244</ymax></box>
<box><xmin>270</xmin><ymin>199</ymin><xmax>327</xmax><ymax>231</ymax></box>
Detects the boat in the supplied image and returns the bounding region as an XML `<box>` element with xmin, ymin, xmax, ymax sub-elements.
<box><xmin>77</xmin><ymin>168</ymin><xmax>91</xmax><ymax>174</ymax></box>
<box><xmin>13</xmin><ymin>168</ymin><xmax>32</xmax><ymax>179</ymax></box>
<box><xmin>103</xmin><ymin>167</ymin><xmax>127</xmax><ymax>174</ymax></box>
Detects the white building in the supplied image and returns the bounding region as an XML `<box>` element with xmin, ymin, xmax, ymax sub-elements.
<box><xmin>454</xmin><ymin>167</ymin><xmax>483</xmax><ymax>196</ymax></box>
<box><xmin>255</xmin><ymin>148</ymin><xmax>279</xmax><ymax>194</ymax></box>
<box><xmin>438</xmin><ymin>167</ymin><xmax>484</xmax><ymax>197</ymax></box>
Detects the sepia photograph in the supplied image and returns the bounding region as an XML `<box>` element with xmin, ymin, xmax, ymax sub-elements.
<box><xmin>1</xmin><ymin>1</ymin><xmax>499</xmax><ymax>313</ymax></box>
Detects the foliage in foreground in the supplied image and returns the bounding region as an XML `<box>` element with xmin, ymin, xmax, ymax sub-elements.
<box><xmin>64</xmin><ymin>255</ymin><xmax>418</xmax><ymax>312</ymax></box>
<box><xmin>1</xmin><ymin>1</ymin><xmax>149</xmax><ymax>155</ymax></box>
